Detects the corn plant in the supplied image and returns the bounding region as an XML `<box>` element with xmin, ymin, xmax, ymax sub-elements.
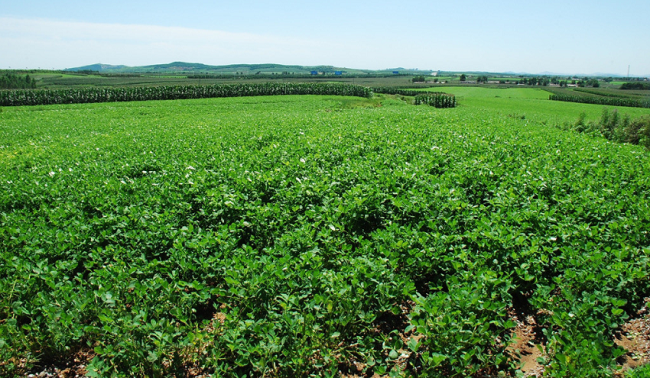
<box><xmin>414</xmin><ymin>93</ymin><xmax>457</xmax><ymax>108</ymax></box>
<box><xmin>549</xmin><ymin>93</ymin><xmax>650</xmax><ymax>108</ymax></box>
<box><xmin>0</xmin><ymin>83</ymin><xmax>372</xmax><ymax>106</ymax></box>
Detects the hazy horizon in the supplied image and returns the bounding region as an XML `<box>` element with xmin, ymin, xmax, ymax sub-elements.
<box><xmin>2</xmin><ymin>0</ymin><xmax>649</xmax><ymax>76</ymax></box>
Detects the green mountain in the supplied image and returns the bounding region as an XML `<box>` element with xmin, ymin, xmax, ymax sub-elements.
<box><xmin>65</xmin><ymin>62</ymin><xmax>430</xmax><ymax>75</ymax></box>
<box><xmin>66</xmin><ymin>63</ymin><xmax>128</xmax><ymax>72</ymax></box>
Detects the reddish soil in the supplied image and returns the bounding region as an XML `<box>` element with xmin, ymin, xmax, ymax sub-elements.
<box><xmin>510</xmin><ymin>314</ymin><xmax>546</xmax><ymax>377</ymax></box>
<box><xmin>614</xmin><ymin>298</ymin><xmax>650</xmax><ymax>376</ymax></box>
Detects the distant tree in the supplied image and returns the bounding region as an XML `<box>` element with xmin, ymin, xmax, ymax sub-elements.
<box><xmin>412</xmin><ymin>76</ymin><xmax>426</xmax><ymax>83</ymax></box>
<box><xmin>476</xmin><ymin>75</ymin><xmax>488</xmax><ymax>84</ymax></box>
<box><xmin>459</xmin><ymin>74</ymin><xmax>466</xmax><ymax>81</ymax></box>
<box><xmin>621</xmin><ymin>82</ymin><xmax>650</xmax><ymax>90</ymax></box>
<box><xmin>0</xmin><ymin>73</ymin><xmax>36</xmax><ymax>89</ymax></box>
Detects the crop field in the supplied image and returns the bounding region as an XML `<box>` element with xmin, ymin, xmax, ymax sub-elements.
<box><xmin>1</xmin><ymin>90</ymin><xmax>650</xmax><ymax>377</ymax></box>
<box><xmin>20</xmin><ymin>72</ymin><xmax>422</xmax><ymax>90</ymax></box>
<box><xmin>417</xmin><ymin>86</ymin><xmax>650</xmax><ymax>123</ymax></box>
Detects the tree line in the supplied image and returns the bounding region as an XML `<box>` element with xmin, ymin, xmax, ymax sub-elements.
<box><xmin>0</xmin><ymin>73</ymin><xmax>37</xmax><ymax>89</ymax></box>
<box><xmin>620</xmin><ymin>82</ymin><xmax>650</xmax><ymax>90</ymax></box>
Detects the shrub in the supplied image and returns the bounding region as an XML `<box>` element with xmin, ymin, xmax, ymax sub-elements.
<box><xmin>574</xmin><ymin>112</ymin><xmax>587</xmax><ymax>133</ymax></box>
<box><xmin>599</xmin><ymin>108</ymin><xmax>618</xmax><ymax>140</ymax></box>
<box><xmin>626</xmin><ymin>115</ymin><xmax>650</xmax><ymax>148</ymax></box>
<box><xmin>569</xmin><ymin>110</ymin><xmax>650</xmax><ymax>150</ymax></box>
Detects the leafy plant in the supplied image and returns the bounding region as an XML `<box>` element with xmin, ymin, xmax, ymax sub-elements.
<box><xmin>1</xmin><ymin>92</ymin><xmax>649</xmax><ymax>376</ymax></box>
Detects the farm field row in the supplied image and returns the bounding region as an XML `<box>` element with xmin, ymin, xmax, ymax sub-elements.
<box><xmin>1</xmin><ymin>91</ymin><xmax>650</xmax><ymax>377</ymax></box>
<box><xmin>24</xmin><ymin>73</ymin><xmax>422</xmax><ymax>90</ymax></box>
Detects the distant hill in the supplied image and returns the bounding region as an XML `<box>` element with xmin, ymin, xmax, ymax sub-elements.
<box><xmin>65</xmin><ymin>62</ymin><xmax>431</xmax><ymax>75</ymax></box>
<box><xmin>67</xmin><ymin>64</ymin><xmax>128</xmax><ymax>72</ymax></box>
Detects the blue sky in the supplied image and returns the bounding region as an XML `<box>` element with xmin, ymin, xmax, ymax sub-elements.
<box><xmin>2</xmin><ymin>0</ymin><xmax>649</xmax><ymax>75</ymax></box>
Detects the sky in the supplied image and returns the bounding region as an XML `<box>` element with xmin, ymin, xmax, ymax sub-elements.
<box><xmin>1</xmin><ymin>0</ymin><xmax>649</xmax><ymax>76</ymax></box>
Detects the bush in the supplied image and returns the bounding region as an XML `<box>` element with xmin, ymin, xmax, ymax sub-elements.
<box><xmin>569</xmin><ymin>110</ymin><xmax>650</xmax><ymax>150</ymax></box>
<box><xmin>574</xmin><ymin>112</ymin><xmax>587</xmax><ymax>133</ymax></box>
<box><xmin>599</xmin><ymin>108</ymin><xmax>618</xmax><ymax>140</ymax></box>
<box><xmin>625</xmin><ymin>115</ymin><xmax>650</xmax><ymax>148</ymax></box>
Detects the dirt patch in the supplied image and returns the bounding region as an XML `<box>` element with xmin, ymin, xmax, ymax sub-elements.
<box><xmin>507</xmin><ymin>299</ymin><xmax>650</xmax><ymax>377</ymax></box>
<box><xmin>504</xmin><ymin>309</ymin><xmax>550</xmax><ymax>377</ymax></box>
<box><xmin>22</xmin><ymin>347</ymin><xmax>95</xmax><ymax>378</ymax></box>
<box><xmin>510</xmin><ymin>314</ymin><xmax>546</xmax><ymax>377</ymax></box>
<box><xmin>615</xmin><ymin>298</ymin><xmax>650</xmax><ymax>375</ymax></box>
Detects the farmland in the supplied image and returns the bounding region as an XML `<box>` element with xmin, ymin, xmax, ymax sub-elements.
<box><xmin>16</xmin><ymin>71</ymin><xmax>424</xmax><ymax>90</ymax></box>
<box><xmin>1</xmin><ymin>89</ymin><xmax>650</xmax><ymax>377</ymax></box>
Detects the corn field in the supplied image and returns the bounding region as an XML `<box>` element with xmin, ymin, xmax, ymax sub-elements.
<box><xmin>549</xmin><ymin>93</ymin><xmax>650</xmax><ymax>109</ymax></box>
<box><xmin>0</xmin><ymin>83</ymin><xmax>372</xmax><ymax>106</ymax></box>
<box><xmin>414</xmin><ymin>93</ymin><xmax>457</xmax><ymax>108</ymax></box>
<box><xmin>371</xmin><ymin>87</ymin><xmax>428</xmax><ymax>96</ymax></box>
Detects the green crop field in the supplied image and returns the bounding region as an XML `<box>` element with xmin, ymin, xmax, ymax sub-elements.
<box><xmin>1</xmin><ymin>90</ymin><xmax>650</xmax><ymax>377</ymax></box>
<box><xmin>24</xmin><ymin>74</ymin><xmax>421</xmax><ymax>90</ymax></box>
<box><xmin>416</xmin><ymin>86</ymin><xmax>650</xmax><ymax>124</ymax></box>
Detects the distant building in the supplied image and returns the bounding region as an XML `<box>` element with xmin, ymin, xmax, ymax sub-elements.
<box><xmin>393</xmin><ymin>71</ymin><xmax>400</xmax><ymax>74</ymax></box>
<box><xmin>335</xmin><ymin>71</ymin><xmax>342</xmax><ymax>75</ymax></box>
<box><xmin>310</xmin><ymin>71</ymin><xmax>318</xmax><ymax>75</ymax></box>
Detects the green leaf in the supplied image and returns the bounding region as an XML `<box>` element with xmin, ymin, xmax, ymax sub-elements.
<box><xmin>429</xmin><ymin>353</ymin><xmax>446</xmax><ymax>367</ymax></box>
<box><xmin>407</xmin><ymin>338</ymin><xmax>419</xmax><ymax>352</ymax></box>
